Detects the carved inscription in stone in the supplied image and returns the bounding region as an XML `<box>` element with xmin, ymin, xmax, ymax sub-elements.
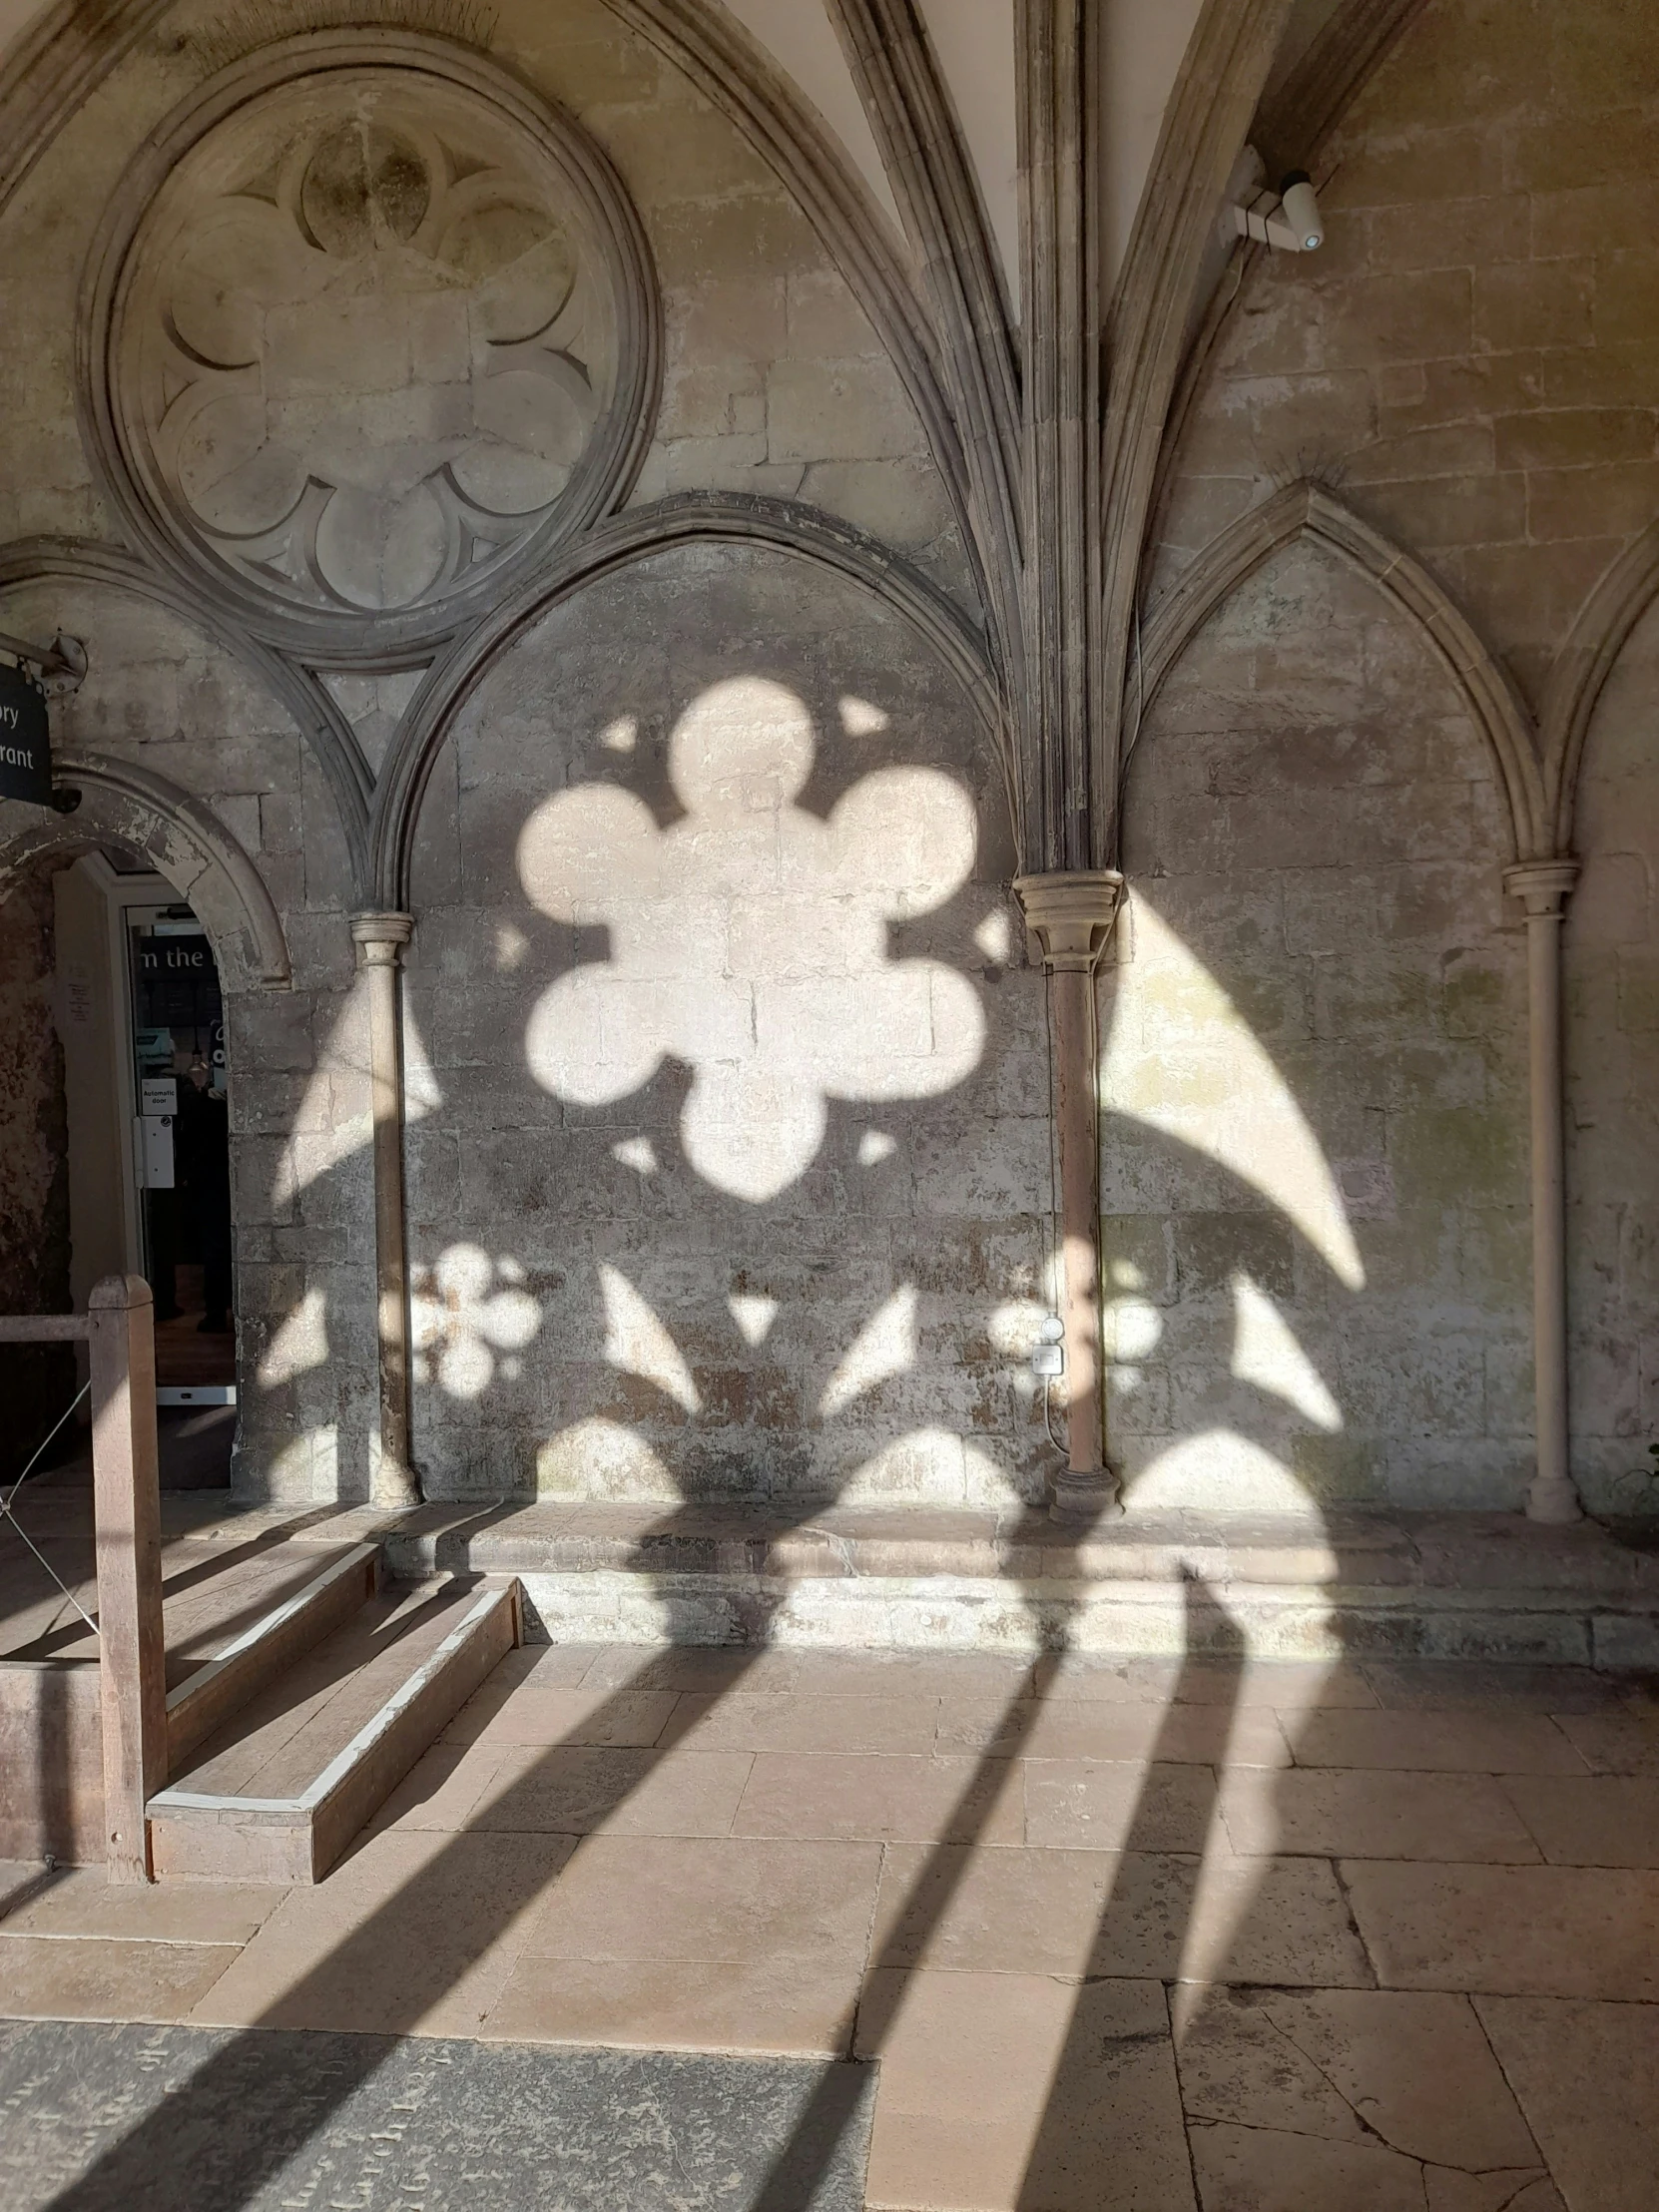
<box><xmin>102</xmin><ymin>63</ymin><xmax>649</xmax><ymax>636</ymax></box>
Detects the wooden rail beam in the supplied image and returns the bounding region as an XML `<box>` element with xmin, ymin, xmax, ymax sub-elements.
<box><xmin>87</xmin><ymin>1276</ymin><xmax>165</xmax><ymax>1882</ymax></box>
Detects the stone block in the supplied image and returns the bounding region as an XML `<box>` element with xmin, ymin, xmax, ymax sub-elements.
<box><xmin>1527</xmin><ymin>457</ymin><xmax>1659</xmax><ymax>543</ymax></box>
<box><xmin>1323</xmin><ymin>269</ymin><xmax>1473</xmax><ymax>367</ymax></box>
<box><xmin>1175</xmin><ymin>1212</ymin><xmax>1296</xmax><ymax>1301</ymax></box>
<box><xmin>1367</xmin><ymin>192</ymin><xmax>1531</xmax><ymax>274</ymax></box>
<box><xmin>1474</xmin><ymin>259</ymin><xmax>1593</xmax><ymax>353</ymax></box>
<box><xmin>766</xmin><ymin>355</ymin><xmax>920</xmax><ymax>464</ymax></box>
<box><xmin>1494</xmin><ymin>406</ymin><xmax>1657</xmax><ymax>471</ymax></box>
<box><xmin>1352</xmin><ymin>472</ymin><xmax>1527</xmax><ymax>551</ymax></box>
<box><xmin>1508</xmin><ymin>107</ymin><xmax>1658</xmax><ymax>194</ymax></box>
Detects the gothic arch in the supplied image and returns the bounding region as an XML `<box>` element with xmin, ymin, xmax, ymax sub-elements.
<box><xmin>1540</xmin><ymin>512</ymin><xmax>1659</xmax><ymax>852</ymax></box>
<box><xmin>0</xmin><ymin>537</ymin><xmax>372</xmax><ymax>887</ymax></box>
<box><xmin>369</xmin><ymin>492</ymin><xmax>1006</xmax><ymax>911</ymax></box>
<box><xmin>0</xmin><ymin>748</ymin><xmax>290</xmax><ymax>990</ymax></box>
<box><xmin>1133</xmin><ymin>480</ymin><xmax>1548</xmax><ymax>860</ymax></box>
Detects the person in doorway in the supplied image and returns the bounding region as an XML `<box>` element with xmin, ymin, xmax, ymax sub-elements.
<box><xmin>174</xmin><ymin>1058</ymin><xmax>233</xmax><ymax>1333</ymax></box>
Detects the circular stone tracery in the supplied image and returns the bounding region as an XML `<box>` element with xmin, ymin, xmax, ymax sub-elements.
<box><xmin>89</xmin><ymin>46</ymin><xmax>657</xmax><ymax>649</ymax></box>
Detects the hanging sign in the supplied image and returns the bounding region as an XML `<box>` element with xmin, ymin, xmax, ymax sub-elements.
<box><xmin>0</xmin><ymin>663</ymin><xmax>50</xmax><ymax>804</ymax></box>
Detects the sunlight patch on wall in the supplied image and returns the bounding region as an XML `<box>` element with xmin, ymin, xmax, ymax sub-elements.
<box><xmin>411</xmin><ymin>1245</ymin><xmax>540</xmax><ymax>1398</ymax></box>
<box><xmin>729</xmin><ymin>1293</ymin><xmax>779</xmax><ymax>1347</ymax></box>
<box><xmin>600</xmin><ymin>1262</ymin><xmax>701</xmax><ymax>1413</ymax></box>
<box><xmin>536</xmin><ymin>1414</ymin><xmax>679</xmax><ymax>1502</ymax></box>
<box><xmin>273</xmin><ymin>985</ymin><xmax>442</xmax><ymax>1205</ymax></box>
<box><xmin>835</xmin><ymin>1424</ymin><xmax>1019</xmax><ymax>1509</ymax></box>
<box><xmin>257</xmin><ymin>1285</ymin><xmax>329</xmax><ymax>1386</ymax></box>
<box><xmin>267</xmin><ymin>1422</ymin><xmax>337</xmax><ymax>1501</ymax></box>
<box><xmin>973</xmin><ymin>908</ymin><xmax>1013</xmax><ymax>964</ymax></box>
<box><xmin>1231</xmin><ymin>1272</ymin><xmax>1342</xmax><ymax>1432</ymax></box>
<box><xmin>838</xmin><ymin>695</ymin><xmax>888</xmax><ymax>736</ymax></box>
<box><xmin>518</xmin><ymin>677</ymin><xmax>983</xmax><ymax>1203</ymax></box>
<box><xmin>820</xmin><ymin>1284</ymin><xmax>918</xmax><ymax>1416</ymax></box>
<box><xmin>1101</xmin><ymin>893</ymin><xmax>1365</xmax><ymax>1290</ymax></box>
<box><xmin>1123</xmin><ymin>1428</ymin><xmax>1329</xmax><ymax>1518</ymax></box>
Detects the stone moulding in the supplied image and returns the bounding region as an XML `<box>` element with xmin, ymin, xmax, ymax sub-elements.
<box><xmin>827</xmin><ymin>0</ymin><xmax>1024</xmax><ymax>823</ymax></box>
<box><xmin>0</xmin><ymin>746</ymin><xmax>291</xmax><ymax>992</ymax></box>
<box><xmin>77</xmin><ymin>29</ymin><xmax>662</xmax><ymax>662</ymax></box>
<box><xmin>1541</xmin><ymin>510</ymin><xmax>1659</xmax><ymax>853</ymax></box>
<box><xmin>366</xmin><ymin>490</ymin><xmax>1008</xmax><ymax>910</ymax></box>
<box><xmin>0</xmin><ymin>535</ymin><xmax>373</xmax><ymax>885</ymax></box>
<box><xmin>603</xmin><ymin>0</ymin><xmax>974</xmax><ymax>570</ymax></box>
<box><xmin>1097</xmin><ymin>0</ymin><xmax>1294</xmax><ymax>866</ymax></box>
<box><xmin>1134</xmin><ymin>479</ymin><xmax>1549</xmax><ymax>862</ymax></box>
<box><xmin>0</xmin><ymin>0</ymin><xmax>176</xmax><ymax>221</ymax></box>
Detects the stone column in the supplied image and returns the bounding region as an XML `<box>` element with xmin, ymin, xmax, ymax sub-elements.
<box><xmin>350</xmin><ymin>912</ymin><xmax>420</xmax><ymax>1510</ymax></box>
<box><xmin>1503</xmin><ymin>860</ymin><xmax>1581</xmax><ymax>1524</ymax></box>
<box><xmin>1014</xmin><ymin>870</ymin><xmax>1124</xmax><ymax>1521</ymax></box>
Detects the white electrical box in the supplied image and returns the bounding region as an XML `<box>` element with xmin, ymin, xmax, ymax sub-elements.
<box><xmin>137</xmin><ymin>1112</ymin><xmax>175</xmax><ymax>1189</ymax></box>
<box><xmin>1030</xmin><ymin>1343</ymin><xmax>1065</xmax><ymax>1379</ymax></box>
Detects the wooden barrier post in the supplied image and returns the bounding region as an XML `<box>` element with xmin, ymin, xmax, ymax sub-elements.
<box><xmin>88</xmin><ymin>1276</ymin><xmax>166</xmax><ymax>1883</ymax></box>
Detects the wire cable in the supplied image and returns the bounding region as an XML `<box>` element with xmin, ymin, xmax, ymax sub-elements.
<box><xmin>0</xmin><ymin>1380</ymin><xmax>100</xmax><ymax>1638</ymax></box>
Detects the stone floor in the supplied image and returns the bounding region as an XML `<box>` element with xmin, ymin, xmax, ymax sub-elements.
<box><xmin>4</xmin><ymin>1642</ymin><xmax>1658</xmax><ymax>2209</ymax></box>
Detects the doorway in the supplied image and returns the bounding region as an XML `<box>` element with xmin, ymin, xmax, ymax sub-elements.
<box><xmin>127</xmin><ymin>905</ymin><xmax>235</xmax><ymax>1391</ymax></box>
<box><xmin>54</xmin><ymin>853</ymin><xmax>238</xmax><ymax>1485</ymax></box>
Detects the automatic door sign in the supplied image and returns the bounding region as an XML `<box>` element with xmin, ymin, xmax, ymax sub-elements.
<box><xmin>0</xmin><ymin>663</ymin><xmax>49</xmax><ymax>804</ymax></box>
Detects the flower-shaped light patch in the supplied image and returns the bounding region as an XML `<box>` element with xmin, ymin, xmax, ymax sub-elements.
<box><xmin>518</xmin><ymin>677</ymin><xmax>984</xmax><ymax>1202</ymax></box>
<box><xmin>411</xmin><ymin>1245</ymin><xmax>540</xmax><ymax>1398</ymax></box>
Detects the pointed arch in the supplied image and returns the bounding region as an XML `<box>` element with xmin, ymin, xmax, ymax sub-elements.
<box><xmin>368</xmin><ymin>492</ymin><xmax>1005</xmax><ymax>912</ymax></box>
<box><xmin>1133</xmin><ymin>481</ymin><xmax>1547</xmax><ymax>860</ymax></box>
<box><xmin>0</xmin><ymin>749</ymin><xmax>290</xmax><ymax>990</ymax></box>
<box><xmin>0</xmin><ymin>538</ymin><xmax>372</xmax><ymax>887</ymax></box>
<box><xmin>1540</xmin><ymin>512</ymin><xmax>1659</xmax><ymax>852</ymax></box>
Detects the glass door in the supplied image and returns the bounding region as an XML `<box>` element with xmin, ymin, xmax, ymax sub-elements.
<box><xmin>126</xmin><ymin>906</ymin><xmax>235</xmax><ymax>1398</ymax></box>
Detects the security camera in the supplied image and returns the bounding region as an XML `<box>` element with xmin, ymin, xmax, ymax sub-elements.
<box><xmin>1278</xmin><ymin>172</ymin><xmax>1325</xmax><ymax>251</ymax></box>
<box><xmin>1227</xmin><ymin>157</ymin><xmax>1326</xmax><ymax>254</ymax></box>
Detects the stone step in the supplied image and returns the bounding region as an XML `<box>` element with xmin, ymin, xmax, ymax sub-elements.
<box><xmin>165</xmin><ymin>1541</ymin><xmax>380</xmax><ymax>1770</ymax></box>
<box><xmin>381</xmin><ymin>1503</ymin><xmax>1659</xmax><ymax>1667</ymax></box>
<box><xmin>147</xmin><ymin>1577</ymin><xmax>520</xmax><ymax>1883</ymax></box>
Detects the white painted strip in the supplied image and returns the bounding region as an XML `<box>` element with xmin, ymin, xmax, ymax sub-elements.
<box><xmin>148</xmin><ymin>1790</ymin><xmax>307</xmax><ymax>1815</ymax></box>
<box><xmin>165</xmin><ymin>1544</ymin><xmax>377</xmax><ymax>1713</ymax></box>
<box><xmin>149</xmin><ymin>1585</ymin><xmax>511</xmax><ymax>1820</ymax></box>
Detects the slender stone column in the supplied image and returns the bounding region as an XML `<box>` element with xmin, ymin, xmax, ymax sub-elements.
<box><xmin>350</xmin><ymin>912</ymin><xmax>421</xmax><ymax>1510</ymax></box>
<box><xmin>1014</xmin><ymin>870</ymin><xmax>1124</xmax><ymax>1522</ymax></box>
<box><xmin>1503</xmin><ymin>860</ymin><xmax>1581</xmax><ymax>1524</ymax></box>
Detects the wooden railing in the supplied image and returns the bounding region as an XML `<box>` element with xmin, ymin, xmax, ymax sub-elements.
<box><xmin>0</xmin><ymin>1277</ymin><xmax>165</xmax><ymax>1882</ymax></box>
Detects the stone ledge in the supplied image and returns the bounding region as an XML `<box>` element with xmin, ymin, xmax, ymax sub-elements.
<box><xmin>359</xmin><ymin>1502</ymin><xmax>1659</xmax><ymax>1663</ymax></box>
<box><xmin>376</xmin><ymin>1500</ymin><xmax>1655</xmax><ymax>1586</ymax></box>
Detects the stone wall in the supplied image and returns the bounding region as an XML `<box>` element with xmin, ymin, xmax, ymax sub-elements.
<box><xmin>1106</xmin><ymin>539</ymin><xmax>1530</xmax><ymax>1511</ymax></box>
<box><xmin>0</xmin><ymin>0</ymin><xmax>1648</xmax><ymax>1519</ymax></box>
<box><xmin>403</xmin><ymin>542</ymin><xmax>1041</xmax><ymax>1506</ymax></box>
<box><xmin>1145</xmin><ymin>0</ymin><xmax>1659</xmax><ymax>1510</ymax></box>
<box><xmin>0</xmin><ymin>0</ymin><xmax>998</xmax><ymax>1507</ymax></box>
<box><xmin>1155</xmin><ymin>0</ymin><xmax>1659</xmax><ymax>706</ymax></box>
<box><xmin>1566</xmin><ymin>593</ymin><xmax>1659</xmax><ymax>1512</ymax></box>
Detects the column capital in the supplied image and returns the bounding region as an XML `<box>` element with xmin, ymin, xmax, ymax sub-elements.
<box><xmin>350</xmin><ymin>910</ymin><xmax>415</xmax><ymax>965</ymax></box>
<box><xmin>1503</xmin><ymin>859</ymin><xmax>1578</xmax><ymax>918</ymax></box>
<box><xmin>1013</xmin><ymin>870</ymin><xmax>1124</xmax><ymax>971</ymax></box>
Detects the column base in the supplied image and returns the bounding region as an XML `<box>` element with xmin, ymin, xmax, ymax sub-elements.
<box><xmin>1525</xmin><ymin>1474</ymin><xmax>1583</xmax><ymax>1525</ymax></box>
<box><xmin>1050</xmin><ymin>1466</ymin><xmax>1125</xmax><ymax>1525</ymax></box>
<box><xmin>370</xmin><ymin>1460</ymin><xmax>423</xmax><ymax>1511</ymax></box>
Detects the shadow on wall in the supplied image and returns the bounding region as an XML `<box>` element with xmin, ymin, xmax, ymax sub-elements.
<box><xmin>255</xmin><ymin>640</ymin><xmax>1372</xmax><ymax>1531</ymax></box>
